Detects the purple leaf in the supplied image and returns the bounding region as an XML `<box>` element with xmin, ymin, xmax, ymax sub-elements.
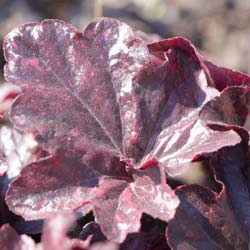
<box><xmin>210</xmin><ymin>143</ymin><xmax>250</xmax><ymax>238</ymax></box>
<box><xmin>79</xmin><ymin>220</ymin><xmax>169</xmax><ymax>250</ymax></box>
<box><xmin>148</xmin><ymin>37</ymin><xmax>250</xmax><ymax>92</ymax></box>
<box><xmin>3</xmin><ymin>18</ymin><xmax>242</xmax><ymax>241</ymax></box>
<box><xmin>4</xmin><ymin>19</ymin><xmax>239</xmax><ymax>176</ymax></box>
<box><xmin>167</xmin><ymin>138</ymin><xmax>250</xmax><ymax>250</ymax></box>
<box><xmin>120</xmin><ymin>232</ymin><xmax>169</xmax><ymax>250</ymax></box>
<box><xmin>145</xmin><ymin>38</ymin><xmax>241</xmax><ymax>175</ymax></box>
<box><xmin>167</xmin><ymin>185</ymin><xmax>248</xmax><ymax>250</ymax></box>
<box><xmin>80</xmin><ymin>222</ymin><xmax>107</xmax><ymax>243</ymax></box>
<box><xmin>199</xmin><ymin>86</ymin><xmax>250</xmax><ymax>131</ymax></box>
<box><xmin>6</xmin><ymin>149</ymin><xmax>105</xmax><ymax>220</ymax></box>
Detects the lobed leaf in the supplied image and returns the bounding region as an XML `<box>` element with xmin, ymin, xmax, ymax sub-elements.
<box><xmin>199</xmin><ymin>86</ymin><xmax>250</xmax><ymax>131</ymax></box>
<box><xmin>3</xmin><ymin>18</ymin><xmax>243</xmax><ymax>242</ymax></box>
<box><xmin>92</xmin><ymin>167</ymin><xmax>178</xmax><ymax>242</ymax></box>
<box><xmin>167</xmin><ymin>185</ymin><xmax>248</xmax><ymax>250</ymax></box>
<box><xmin>167</xmin><ymin>137</ymin><xmax>250</xmax><ymax>249</ymax></box>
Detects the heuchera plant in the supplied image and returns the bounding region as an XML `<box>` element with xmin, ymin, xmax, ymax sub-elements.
<box><xmin>1</xmin><ymin>17</ymin><xmax>250</xmax><ymax>249</ymax></box>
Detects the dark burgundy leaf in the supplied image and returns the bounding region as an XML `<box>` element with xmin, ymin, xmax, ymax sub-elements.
<box><xmin>4</xmin><ymin>18</ymin><xmax>239</xmax><ymax>176</ymax></box>
<box><xmin>147</xmin><ymin>37</ymin><xmax>212</xmax><ymax>84</ymax></box>
<box><xmin>120</xmin><ymin>232</ymin><xmax>169</xmax><ymax>250</ymax></box>
<box><xmin>167</xmin><ymin>138</ymin><xmax>250</xmax><ymax>250</ymax></box>
<box><xmin>79</xmin><ymin>220</ymin><xmax>169</xmax><ymax>250</ymax></box>
<box><xmin>3</xmin><ymin>18</ymin><xmax>241</xmax><ymax>241</ymax></box>
<box><xmin>149</xmin><ymin>37</ymin><xmax>250</xmax><ymax>92</ymax></box>
<box><xmin>205</xmin><ymin>60</ymin><xmax>250</xmax><ymax>91</ymax></box>
<box><xmin>80</xmin><ymin>222</ymin><xmax>107</xmax><ymax>243</ymax></box>
<box><xmin>144</xmin><ymin>37</ymin><xmax>241</xmax><ymax>175</ymax></box>
<box><xmin>167</xmin><ymin>185</ymin><xmax>247</xmax><ymax>250</ymax></box>
<box><xmin>210</xmin><ymin>143</ymin><xmax>250</xmax><ymax>239</ymax></box>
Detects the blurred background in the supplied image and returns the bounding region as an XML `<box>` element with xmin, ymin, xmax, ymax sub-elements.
<box><xmin>1</xmin><ymin>0</ymin><xmax>250</xmax><ymax>78</ymax></box>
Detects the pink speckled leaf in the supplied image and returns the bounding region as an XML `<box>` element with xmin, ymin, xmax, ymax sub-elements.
<box><xmin>3</xmin><ymin>18</ymin><xmax>242</xmax><ymax>242</ymax></box>
<box><xmin>91</xmin><ymin>167</ymin><xmax>178</xmax><ymax>242</ymax></box>
<box><xmin>6</xmin><ymin>148</ymin><xmax>124</xmax><ymax>220</ymax></box>
<box><xmin>4</xmin><ymin>19</ymin><xmax>240</xmax><ymax>177</ymax></box>
<box><xmin>6</xmin><ymin>143</ymin><xmax>178</xmax><ymax>242</ymax></box>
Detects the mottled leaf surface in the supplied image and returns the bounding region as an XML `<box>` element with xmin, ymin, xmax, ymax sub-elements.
<box><xmin>199</xmin><ymin>86</ymin><xmax>250</xmax><ymax>131</ymax></box>
<box><xmin>167</xmin><ymin>139</ymin><xmax>250</xmax><ymax>250</ymax></box>
<box><xmin>91</xmin><ymin>166</ymin><xmax>178</xmax><ymax>242</ymax></box>
<box><xmin>167</xmin><ymin>185</ymin><xmax>248</xmax><ymax>250</ymax></box>
<box><xmin>6</xmin><ymin>149</ymin><xmax>109</xmax><ymax>220</ymax></box>
<box><xmin>4</xmin><ymin>19</ymin><xmax>239</xmax><ymax>175</ymax></box>
<box><xmin>144</xmin><ymin>37</ymin><xmax>241</xmax><ymax>175</ymax></box>
<box><xmin>3</xmin><ymin>18</ymin><xmax>242</xmax><ymax>242</ymax></box>
<box><xmin>7</xmin><ymin>156</ymin><xmax>178</xmax><ymax>242</ymax></box>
